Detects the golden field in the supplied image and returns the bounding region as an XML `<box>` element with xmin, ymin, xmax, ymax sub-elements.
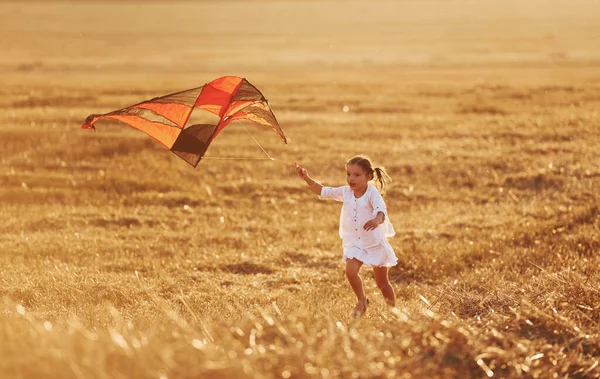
<box><xmin>1</xmin><ymin>1</ymin><xmax>599</xmax><ymax>378</ymax></box>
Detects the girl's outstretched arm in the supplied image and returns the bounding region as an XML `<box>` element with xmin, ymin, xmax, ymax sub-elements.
<box><xmin>296</xmin><ymin>164</ymin><xmax>323</xmax><ymax>195</ymax></box>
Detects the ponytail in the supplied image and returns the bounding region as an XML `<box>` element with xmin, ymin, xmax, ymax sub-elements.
<box><xmin>373</xmin><ymin>166</ymin><xmax>392</xmax><ymax>195</ymax></box>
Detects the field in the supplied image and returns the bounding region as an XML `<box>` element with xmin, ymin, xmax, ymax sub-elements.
<box><xmin>1</xmin><ymin>1</ymin><xmax>600</xmax><ymax>378</ymax></box>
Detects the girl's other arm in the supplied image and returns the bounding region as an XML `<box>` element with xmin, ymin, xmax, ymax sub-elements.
<box><xmin>363</xmin><ymin>211</ymin><xmax>385</xmax><ymax>231</ymax></box>
<box><xmin>364</xmin><ymin>189</ymin><xmax>388</xmax><ymax>231</ymax></box>
<box><xmin>296</xmin><ymin>165</ymin><xmax>323</xmax><ymax>195</ymax></box>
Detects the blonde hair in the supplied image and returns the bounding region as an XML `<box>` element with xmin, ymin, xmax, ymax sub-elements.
<box><xmin>347</xmin><ymin>155</ymin><xmax>392</xmax><ymax>194</ymax></box>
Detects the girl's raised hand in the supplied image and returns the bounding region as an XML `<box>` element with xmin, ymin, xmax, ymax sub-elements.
<box><xmin>295</xmin><ymin>163</ymin><xmax>307</xmax><ymax>179</ymax></box>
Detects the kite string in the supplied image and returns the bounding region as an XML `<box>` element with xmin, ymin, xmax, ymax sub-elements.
<box><xmin>236</xmin><ymin>122</ymin><xmax>298</xmax><ymax>167</ymax></box>
<box><xmin>240</xmin><ymin>122</ymin><xmax>274</xmax><ymax>161</ymax></box>
<box><xmin>202</xmin><ymin>120</ymin><xmax>296</xmax><ymax>167</ymax></box>
<box><xmin>201</xmin><ymin>157</ymin><xmax>274</xmax><ymax>160</ymax></box>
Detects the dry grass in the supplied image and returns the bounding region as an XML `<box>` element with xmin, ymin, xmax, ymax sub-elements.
<box><xmin>1</xmin><ymin>1</ymin><xmax>600</xmax><ymax>378</ymax></box>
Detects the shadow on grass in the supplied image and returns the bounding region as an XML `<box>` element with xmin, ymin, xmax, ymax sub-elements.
<box><xmin>220</xmin><ymin>262</ymin><xmax>275</xmax><ymax>275</ymax></box>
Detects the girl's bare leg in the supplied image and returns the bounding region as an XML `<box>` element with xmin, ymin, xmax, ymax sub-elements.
<box><xmin>345</xmin><ymin>258</ymin><xmax>366</xmax><ymax>301</ymax></box>
<box><xmin>373</xmin><ymin>266</ymin><xmax>396</xmax><ymax>306</ymax></box>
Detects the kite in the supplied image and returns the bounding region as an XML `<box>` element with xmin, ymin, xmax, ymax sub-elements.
<box><xmin>82</xmin><ymin>76</ymin><xmax>287</xmax><ymax>167</ymax></box>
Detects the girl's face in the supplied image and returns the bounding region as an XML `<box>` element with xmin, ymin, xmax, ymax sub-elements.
<box><xmin>346</xmin><ymin>163</ymin><xmax>372</xmax><ymax>192</ymax></box>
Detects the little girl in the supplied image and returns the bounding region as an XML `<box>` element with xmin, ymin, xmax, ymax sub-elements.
<box><xmin>297</xmin><ymin>155</ymin><xmax>397</xmax><ymax>318</ymax></box>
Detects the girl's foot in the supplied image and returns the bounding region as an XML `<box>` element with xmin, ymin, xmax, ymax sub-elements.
<box><xmin>352</xmin><ymin>298</ymin><xmax>369</xmax><ymax>319</ymax></box>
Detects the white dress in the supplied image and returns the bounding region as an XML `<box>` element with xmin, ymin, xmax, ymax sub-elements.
<box><xmin>320</xmin><ymin>183</ymin><xmax>398</xmax><ymax>267</ymax></box>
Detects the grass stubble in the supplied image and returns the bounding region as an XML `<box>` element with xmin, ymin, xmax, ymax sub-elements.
<box><xmin>1</xmin><ymin>1</ymin><xmax>599</xmax><ymax>378</ymax></box>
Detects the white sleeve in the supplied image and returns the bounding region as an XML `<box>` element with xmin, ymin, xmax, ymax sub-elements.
<box><xmin>319</xmin><ymin>186</ymin><xmax>346</xmax><ymax>202</ymax></box>
<box><xmin>370</xmin><ymin>188</ymin><xmax>388</xmax><ymax>218</ymax></box>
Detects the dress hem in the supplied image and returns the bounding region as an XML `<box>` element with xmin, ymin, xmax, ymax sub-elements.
<box><xmin>342</xmin><ymin>255</ymin><xmax>398</xmax><ymax>268</ymax></box>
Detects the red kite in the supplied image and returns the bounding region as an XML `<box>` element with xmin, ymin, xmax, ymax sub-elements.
<box><xmin>82</xmin><ymin>76</ymin><xmax>287</xmax><ymax>167</ymax></box>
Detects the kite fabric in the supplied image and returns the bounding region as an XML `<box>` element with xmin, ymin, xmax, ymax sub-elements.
<box><xmin>82</xmin><ymin>76</ymin><xmax>287</xmax><ymax>167</ymax></box>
